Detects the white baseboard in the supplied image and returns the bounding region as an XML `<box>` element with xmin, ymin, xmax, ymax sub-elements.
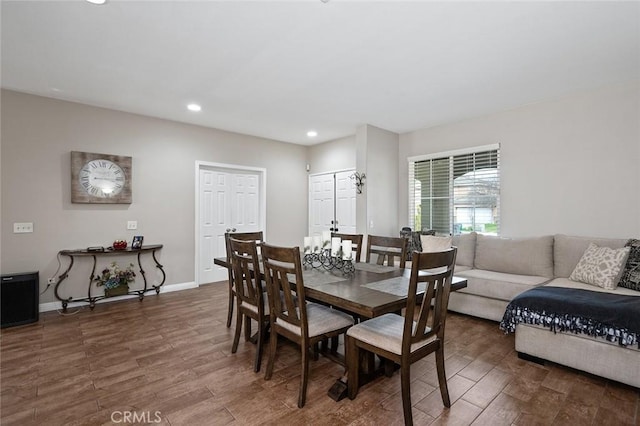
<box><xmin>39</xmin><ymin>281</ymin><xmax>197</xmax><ymax>313</ymax></box>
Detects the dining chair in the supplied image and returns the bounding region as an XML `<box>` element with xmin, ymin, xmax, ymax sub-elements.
<box><xmin>228</xmin><ymin>237</ymin><xmax>269</xmax><ymax>373</ymax></box>
<box><xmin>261</xmin><ymin>243</ymin><xmax>355</xmax><ymax>408</ymax></box>
<box><xmin>346</xmin><ymin>247</ymin><xmax>458</xmax><ymax>426</ymax></box>
<box><xmin>224</xmin><ymin>231</ymin><xmax>264</xmax><ymax>328</ymax></box>
<box><xmin>331</xmin><ymin>233</ymin><xmax>364</xmax><ymax>262</ymax></box>
<box><xmin>365</xmin><ymin>235</ymin><xmax>408</xmax><ymax>268</ymax></box>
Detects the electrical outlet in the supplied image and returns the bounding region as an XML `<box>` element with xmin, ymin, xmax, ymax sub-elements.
<box><xmin>48</xmin><ymin>278</ymin><xmax>56</xmax><ymax>284</ymax></box>
<box><xmin>13</xmin><ymin>222</ymin><xmax>34</xmax><ymax>233</ymax></box>
<box><xmin>127</xmin><ymin>221</ymin><xmax>138</xmax><ymax>230</ymax></box>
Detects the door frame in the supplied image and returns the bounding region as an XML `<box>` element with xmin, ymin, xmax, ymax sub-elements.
<box><xmin>195</xmin><ymin>161</ymin><xmax>267</xmax><ymax>285</ymax></box>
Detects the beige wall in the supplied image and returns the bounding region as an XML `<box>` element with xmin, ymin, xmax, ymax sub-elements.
<box><xmin>356</xmin><ymin>124</ymin><xmax>400</xmax><ymax>237</ymax></box>
<box><xmin>398</xmin><ymin>83</ymin><xmax>640</xmax><ymax>239</ymax></box>
<box><xmin>1</xmin><ymin>90</ymin><xmax>308</xmax><ymax>304</ymax></box>
<box><xmin>307</xmin><ymin>135</ymin><xmax>355</xmax><ymax>174</ymax></box>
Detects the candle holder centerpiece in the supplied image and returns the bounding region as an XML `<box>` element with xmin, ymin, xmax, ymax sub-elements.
<box><xmin>302</xmin><ymin>232</ymin><xmax>355</xmax><ymax>276</ymax></box>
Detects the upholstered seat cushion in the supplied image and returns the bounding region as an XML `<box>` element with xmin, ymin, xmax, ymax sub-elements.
<box><xmin>455</xmin><ymin>269</ymin><xmax>550</xmax><ymax>301</ymax></box>
<box><xmin>276</xmin><ymin>302</ymin><xmax>354</xmax><ymax>338</ymax></box>
<box><xmin>346</xmin><ymin>313</ymin><xmax>436</xmax><ymax>355</ymax></box>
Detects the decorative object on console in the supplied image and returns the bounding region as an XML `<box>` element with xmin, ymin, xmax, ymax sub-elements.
<box><xmin>94</xmin><ymin>261</ymin><xmax>136</xmax><ymax>297</ymax></box>
<box><xmin>131</xmin><ymin>235</ymin><xmax>144</xmax><ymax>250</ymax></box>
<box><xmin>112</xmin><ymin>239</ymin><xmax>127</xmax><ymax>250</ymax></box>
<box><xmin>350</xmin><ymin>172</ymin><xmax>366</xmax><ymax>194</ymax></box>
<box><xmin>71</xmin><ymin>151</ymin><xmax>132</xmax><ymax>204</ymax></box>
<box><xmin>569</xmin><ymin>243</ymin><xmax>631</xmax><ymax>290</ymax></box>
<box><xmin>618</xmin><ymin>239</ymin><xmax>640</xmax><ymax>291</ymax></box>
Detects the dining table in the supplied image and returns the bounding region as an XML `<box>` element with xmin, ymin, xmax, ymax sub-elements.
<box><xmin>213</xmin><ymin>257</ymin><xmax>467</xmax><ymax>320</ymax></box>
<box><xmin>214</xmin><ymin>255</ymin><xmax>468</xmax><ymax>400</ymax></box>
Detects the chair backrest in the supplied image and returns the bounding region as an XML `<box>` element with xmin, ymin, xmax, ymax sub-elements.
<box><xmin>331</xmin><ymin>233</ymin><xmax>364</xmax><ymax>262</ymax></box>
<box><xmin>229</xmin><ymin>238</ymin><xmax>263</xmax><ymax>310</ymax></box>
<box><xmin>260</xmin><ymin>243</ymin><xmax>308</xmax><ymax>335</ymax></box>
<box><xmin>365</xmin><ymin>235</ymin><xmax>408</xmax><ymax>268</ymax></box>
<box><xmin>225</xmin><ymin>231</ymin><xmax>264</xmax><ymax>282</ymax></box>
<box><xmin>402</xmin><ymin>248</ymin><xmax>457</xmax><ymax>353</ymax></box>
<box><xmin>225</xmin><ymin>231</ymin><xmax>264</xmax><ymax>261</ymax></box>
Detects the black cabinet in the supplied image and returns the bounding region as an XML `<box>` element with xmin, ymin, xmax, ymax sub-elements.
<box><xmin>1</xmin><ymin>271</ymin><xmax>39</xmax><ymax>328</ymax></box>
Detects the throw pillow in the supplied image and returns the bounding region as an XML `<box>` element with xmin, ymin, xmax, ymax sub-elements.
<box><xmin>618</xmin><ymin>238</ymin><xmax>640</xmax><ymax>291</ymax></box>
<box><xmin>420</xmin><ymin>235</ymin><xmax>452</xmax><ymax>253</ymax></box>
<box><xmin>569</xmin><ymin>243</ymin><xmax>631</xmax><ymax>290</ymax></box>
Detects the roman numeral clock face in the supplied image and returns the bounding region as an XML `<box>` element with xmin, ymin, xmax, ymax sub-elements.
<box><xmin>71</xmin><ymin>151</ymin><xmax>132</xmax><ymax>204</ymax></box>
<box><xmin>80</xmin><ymin>160</ymin><xmax>125</xmax><ymax>198</ymax></box>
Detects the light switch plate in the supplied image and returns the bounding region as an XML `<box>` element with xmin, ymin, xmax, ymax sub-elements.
<box><xmin>127</xmin><ymin>221</ymin><xmax>138</xmax><ymax>230</ymax></box>
<box><xmin>14</xmin><ymin>222</ymin><xmax>34</xmax><ymax>233</ymax></box>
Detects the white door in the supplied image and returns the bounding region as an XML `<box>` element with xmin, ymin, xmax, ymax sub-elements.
<box><xmin>198</xmin><ymin>164</ymin><xmax>264</xmax><ymax>284</ymax></box>
<box><xmin>309</xmin><ymin>173</ymin><xmax>335</xmax><ymax>237</ymax></box>
<box><xmin>309</xmin><ymin>170</ymin><xmax>356</xmax><ymax>236</ymax></box>
<box><xmin>335</xmin><ymin>170</ymin><xmax>357</xmax><ymax>234</ymax></box>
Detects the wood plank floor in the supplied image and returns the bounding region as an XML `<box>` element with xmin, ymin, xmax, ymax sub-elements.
<box><xmin>1</xmin><ymin>283</ymin><xmax>638</xmax><ymax>426</ymax></box>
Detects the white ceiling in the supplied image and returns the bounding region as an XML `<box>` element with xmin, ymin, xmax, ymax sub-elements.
<box><xmin>2</xmin><ymin>1</ymin><xmax>638</xmax><ymax>145</ymax></box>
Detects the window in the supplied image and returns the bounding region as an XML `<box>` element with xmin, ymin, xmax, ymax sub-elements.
<box><xmin>408</xmin><ymin>144</ymin><xmax>500</xmax><ymax>235</ymax></box>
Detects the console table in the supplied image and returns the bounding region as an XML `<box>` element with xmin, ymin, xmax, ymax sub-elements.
<box><xmin>55</xmin><ymin>245</ymin><xmax>165</xmax><ymax>312</ymax></box>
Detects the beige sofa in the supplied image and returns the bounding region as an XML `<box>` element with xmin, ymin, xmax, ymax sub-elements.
<box><xmin>447</xmin><ymin>233</ymin><xmax>639</xmax><ymax>388</ymax></box>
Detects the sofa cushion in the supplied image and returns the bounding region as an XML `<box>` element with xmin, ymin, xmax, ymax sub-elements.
<box><xmin>455</xmin><ymin>269</ymin><xmax>550</xmax><ymax>301</ymax></box>
<box><xmin>452</xmin><ymin>232</ymin><xmax>476</xmax><ymax>267</ymax></box>
<box><xmin>569</xmin><ymin>243</ymin><xmax>630</xmax><ymax>290</ymax></box>
<box><xmin>474</xmin><ymin>234</ymin><xmax>554</xmax><ymax>278</ymax></box>
<box><xmin>618</xmin><ymin>239</ymin><xmax>640</xmax><ymax>292</ymax></box>
<box><xmin>553</xmin><ymin>234</ymin><xmax>627</xmax><ymax>278</ymax></box>
<box><xmin>420</xmin><ymin>235</ymin><xmax>452</xmax><ymax>252</ymax></box>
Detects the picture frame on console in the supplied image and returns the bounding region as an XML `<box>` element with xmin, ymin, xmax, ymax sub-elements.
<box><xmin>132</xmin><ymin>236</ymin><xmax>144</xmax><ymax>249</ymax></box>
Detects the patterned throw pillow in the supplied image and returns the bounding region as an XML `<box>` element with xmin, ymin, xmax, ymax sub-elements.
<box><xmin>569</xmin><ymin>243</ymin><xmax>631</xmax><ymax>290</ymax></box>
<box><xmin>618</xmin><ymin>239</ymin><xmax>640</xmax><ymax>291</ymax></box>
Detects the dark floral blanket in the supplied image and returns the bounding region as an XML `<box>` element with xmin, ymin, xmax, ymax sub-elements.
<box><xmin>499</xmin><ymin>286</ymin><xmax>640</xmax><ymax>348</ymax></box>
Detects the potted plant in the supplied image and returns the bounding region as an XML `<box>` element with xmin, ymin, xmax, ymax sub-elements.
<box><xmin>94</xmin><ymin>262</ymin><xmax>136</xmax><ymax>297</ymax></box>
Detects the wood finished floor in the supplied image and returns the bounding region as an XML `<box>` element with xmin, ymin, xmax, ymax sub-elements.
<box><xmin>1</xmin><ymin>283</ymin><xmax>638</xmax><ymax>426</ymax></box>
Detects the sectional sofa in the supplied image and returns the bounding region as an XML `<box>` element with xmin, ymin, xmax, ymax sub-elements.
<box><xmin>445</xmin><ymin>232</ymin><xmax>639</xmax><ymax>388</ymax></box>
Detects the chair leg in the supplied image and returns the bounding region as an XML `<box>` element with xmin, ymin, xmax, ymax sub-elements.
<box><xmin>231</xmin><ymin>307</ymin><xmax>242</xmax><ymax>354</ymax></box>
<box><xmin>435</xmin><ymin>344</ymin><xmax>451</xmax><ymax>407</ymax></box>
<box><xmin>346</xmin><ymin>335</ymin><xmax>359</xmax><ymax>400</ymax></box>
<box><xmin>400</xmin><ymin>363</ymin><xmax>413</xmax><ymax>426</ymax></box>
<box><xmin>330</xmin><ymin>335</ymin><xmax>339</xmax><ymax>354</ymax></box>
<box><xmin>264</xmin><ymin>324</ymin><xmax>278</xmax><ymax>380</ymax></box>
<box><xmin>226</xmin><ymin>286</ymin><xmax>234</xmax><ymax>328</ymax></box>
<box><xmin>244</xmin><ymin>315</ymin><xmax>252</xmax><ymax>342</ymax></box>
<box><xmin>299</xmin><ymin>345</ymin><xmax>310</xmax><ymax>408</ymax></box>
<box><xmin>254</xmin><ymin>319</ymin><xmax>266</xmax><ymax>373</ymax></box>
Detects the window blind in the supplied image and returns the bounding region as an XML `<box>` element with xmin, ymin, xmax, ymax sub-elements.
<box><xmin>409</xmin><ymin>145</ymin><xmax>500</xmax><ymax>235</ymax></box>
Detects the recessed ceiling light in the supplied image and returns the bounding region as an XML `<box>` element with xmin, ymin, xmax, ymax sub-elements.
<box><xmin>86</xmin><ymin>0</ymin><xmax>107</xmax><ymax>5</ymax></box>
<box><xmin>307</xmin><ymin>130</ymin><xmax>318</xmax><ymax>138</ymax></box>
<box><xmin>187</xmin><ymin>103</ymin><xmax>202</xmax><ymax>112</ymax></box>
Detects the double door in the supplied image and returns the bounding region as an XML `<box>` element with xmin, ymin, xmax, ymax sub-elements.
<box><xmin>309</xmin><ymin>170</ymin><xmax>356</xmax><ymax>237</ymax></box>
<box><xmin>198</xmin><ymin>165</ymin><xmax>263</xmax><ymax>284</ymax></box>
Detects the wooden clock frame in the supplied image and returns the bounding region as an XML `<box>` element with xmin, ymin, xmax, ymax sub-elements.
<box><xmin>71</xmin><ymin>151</ymin><xmax>132</xmax><ymax>204</ymax></box>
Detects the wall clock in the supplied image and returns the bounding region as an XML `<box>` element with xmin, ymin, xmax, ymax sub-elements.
<box><xmin>71</xmin><ymin>151</ymin><xmax>132</xmax><ymax>204</ymax></box>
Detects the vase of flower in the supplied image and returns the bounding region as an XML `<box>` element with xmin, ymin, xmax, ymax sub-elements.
<box><xmin>94</xmin><ymin>262</ymin><xmax>136</xmax><ymax>298</ymax></box>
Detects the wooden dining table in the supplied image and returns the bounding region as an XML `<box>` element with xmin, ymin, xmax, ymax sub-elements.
<box><xmin>213</xmin><ymin>257</ymin><xmax>467</xmax><ymax>320</ymax></box>
<box><xmin>214</xmin><ymin>256</ymin><xmax>468</xmax><ymax>400</ymax></box>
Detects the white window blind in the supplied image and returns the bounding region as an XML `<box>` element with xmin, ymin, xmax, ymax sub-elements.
<box><xmin>408</xmin><ymin>145</ymin><xmax>500</xmax><ymax>235</ymax></box>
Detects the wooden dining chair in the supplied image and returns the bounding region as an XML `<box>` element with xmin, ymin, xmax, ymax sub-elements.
<box><xmin>332</xmin><ymin>232</ymin><xmax>364</xmax><ymax>262</ymax></box>
<box><xmin>346</xmin><ymin>247</ymin><xmax>458</xmax><ymax>426</ymax></box>
<box><xmin>261</xmin><ymin>243</ymin><xmax>355</xmax><ymax>408</ymax></box>
<box><xmin>365</xmin><ymin>235</ymin><xmax>408</xmax><ymax>268</ymax></box>
<box><xmin>225</xmin><ymin>231</ymin><xmax>264</xmax><ymax>328</ymax></box>
<box><xmin>228</xmin><ymin>237</ymin><xmax>269</xmax><ymax>373</ymax></box>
